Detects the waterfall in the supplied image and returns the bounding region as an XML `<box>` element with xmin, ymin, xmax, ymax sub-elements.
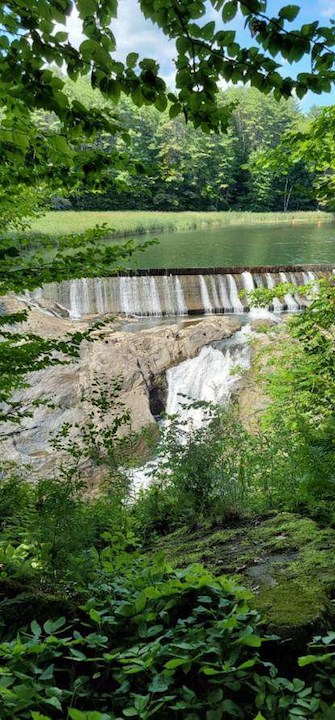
<box><xmin>175</xmin><ymin>276</ymin><xmax>188</xmax><ymax>315</ymax></box>
<box><xmin>199</xmin><ymin>275</ymin><xmax>213</xmax><ymax>313</ymax></box>
<box><xmin>119</xmin><ymin>277</ymin><xmax>133</xmax><ymax>315</ymax></box>
<box><xmin>26</xmin><ymin>266</ymin><xmax>330</xmax><ymax>318</ymax></box>
<box><xmin>129</xmin><ymin>333</ymin><xmax>252</xmax><ymax>494</ymax></box>
<box><xmin>279</xmin><ymin>272</ymin><xmax>299</xmax><ymax>311</ymax></box>
<box><xmin>96</xmin><ymin>279</ymin><xmax>105</xmax><ymax>315</ymax></box>
<box><xmin>210</xmin><ymin>276</ymin><xmax>221</xmax><ymax>310</ymax></box>
<box><xmin>69</xmin><ymin>280</ymin><xmax>82</xmax><ymax>319</ymax></box>
<box><xmin>227</xmin><ymin>275</ymin><xmax>244</xmax><ymax>313</ymax></box>
<box><xmin>166</xmin><ymin>342</ymin><xmax>250</xmax><ymax>429</ymax></box>
<box><xmin>163</xmin><ymin>276</ymin><xmax>174</xmax><ymax>314</ymax></box>
<box><xmin>266</xmin><ymin>273</ymin><xmax>283</xmax><ymax>312</ymax></box>
<box><xmin>218</xmin><ymin>275</ymin><xmax>232</xmax><ymax>311</ymax></box>
<box><xmin>149</xmin><ymin>276</ymin><xmax>162</xmax><ymax>316</ymax></box>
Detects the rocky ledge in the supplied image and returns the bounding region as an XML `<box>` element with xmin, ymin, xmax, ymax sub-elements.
<box><xmin>157</xmin><ymin>512</ymin><xmax>335</xmax><ymax>645</ymax></box>
<box><xmin>0</xmin><ymin>315</ymin><xmax>241</xmax><ymax>478</ymax></box>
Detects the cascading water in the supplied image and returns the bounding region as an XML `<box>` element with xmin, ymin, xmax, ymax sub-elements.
<box><xmin>210</xmin><ymin>276</ymin><xmax>221</xmax><ymax>311</ymax></box>
<box><xmin>23</xmin><ymin>267</ymin><xmax>333</xmax><ymax>318</ymax></box>
<box><xmin>218</xmin><ymin>275</ymin><xmax>232</xmax><ymax>311</ymax></box>
<box><xmin>266</xmin><ymin>273</ymin><xmax>283</xmax><ymax>312</ymax></box>
<box><xmin>69</xmin><ymin>280</ymin><xmax>82</xmax><ymax>319</ymax></box>
<box><xmin>175</xmin><ymin>276</ymin><xmax>188</xmax><ymax>315</ymax></box>
<box><xmin>279</xmin><ymin>271</ymin><xmax>299</xmax><ymax>311</ymax></box>
<box><xmin>199</xmin><ymin>275</ymin><xmax>213</xmax><ymax>313</ymax></box>
<box><xmin>227</xmin><ymin>274</ymin><xmax>244</xmax><ymax>313</ymax></box>
<box><xmin>129</xmin><ymin>330</ymin><xmax>251</xmax><ymax>494</ymax></box>
<box><xmin>166</xmin><ymin>340</ymin><xmax>250</xmax><ymax>429</ymax></box>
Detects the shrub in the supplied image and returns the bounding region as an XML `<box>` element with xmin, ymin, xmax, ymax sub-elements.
<box><xmin>0</xmin><ymin>549</ymin><xmax>277</xmax><ymax>720</ymax></box>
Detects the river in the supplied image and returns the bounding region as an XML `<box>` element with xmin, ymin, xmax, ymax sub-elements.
<box><xmin>126</xmin><ymin>221</ymin><xmax>335</xmax><ymax>269</ymax></box>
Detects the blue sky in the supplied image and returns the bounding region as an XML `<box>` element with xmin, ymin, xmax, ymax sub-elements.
<box><xmin>66</xmin><ymin>0</ymin><xmax>335</xmax><ymax>111</ymax></box>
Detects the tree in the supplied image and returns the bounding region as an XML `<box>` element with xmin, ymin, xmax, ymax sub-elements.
<box><xmin>258</xmin><ymin>105</ymin><xmax>335</xmax><ymax>209</ymax></box>
<box><xmin>0</xmin><ymin>1</ymin><xmax>334</xmax><ymax>420</ymax></box>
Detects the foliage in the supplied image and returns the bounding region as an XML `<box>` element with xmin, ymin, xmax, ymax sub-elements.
<box><xmin>0</xmin><ymin>375</ymin><xmax>140</xmax><ymax>583</ymax></box>
<box><xmin>252</xmin><ymin>104</ymin><xmax>335</xmax><ymax>209</ymax></box>
<box><xmin>55</xmin><ymin>85</ymin><xmax>315</xmax><ymax>213</ymax></box>
<box><xmin>133</xmin><ymin>405</ymin><xmax>255</xmax><ymax>536</ymax></box>
<box><xmin>244</xmin><ymin>278</ymin><xmax>335</xmax><ymax>515</ymax></box>
<box><xmin>0</xmin><ymin>549</ymin><xmax>284</xmax><ymax>720</ymax></box>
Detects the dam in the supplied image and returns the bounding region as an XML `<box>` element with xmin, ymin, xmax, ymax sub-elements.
<box><xmin>26</xmin><ymin>264</ymin><xmax>334</xmax><ymax>318</ymax></box>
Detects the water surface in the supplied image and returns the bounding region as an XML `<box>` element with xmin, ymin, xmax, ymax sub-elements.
<box><xmin>127</xmin><ymin>222</ymin><xmax>335</xmax><ymax>269</ymax></box>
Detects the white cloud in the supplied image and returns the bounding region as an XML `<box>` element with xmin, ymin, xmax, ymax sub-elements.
<box><xmin>319</xmin><ymin>0</ymin><xmax>335</xmax><ymax>17</ymax></box>
<box><xmin>60</xmin><ymin>0</ymin><xmax>176</xmax><ymax>87</ymax></box>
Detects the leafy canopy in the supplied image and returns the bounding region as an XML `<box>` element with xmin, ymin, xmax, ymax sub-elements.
<box><xmin>1</xmin><ymin>0</ymin><xmax>335</xmax><ymax>155</ymax></box>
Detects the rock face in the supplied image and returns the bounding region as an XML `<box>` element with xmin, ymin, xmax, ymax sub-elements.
<box><xmin>0</xmin><ymin>315</ymin><xmax>241</xmax><ymax>478</ymax></box>
<box><xmin>158</xmin><ymin>512</ymin><xmax>335</xmax><ymax>643</ymax></box>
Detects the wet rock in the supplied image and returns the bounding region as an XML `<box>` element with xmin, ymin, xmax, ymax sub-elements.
<box><xmin>0</xmin><ymin>315</ymin><xmax>241</xmax><ymax>477</ymax></box>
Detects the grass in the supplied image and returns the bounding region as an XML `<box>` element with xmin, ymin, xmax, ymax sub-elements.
<box><xmin>30</xmin><ymin>210</ymin><xmax>334</xmax><ymax>239</ymax></box>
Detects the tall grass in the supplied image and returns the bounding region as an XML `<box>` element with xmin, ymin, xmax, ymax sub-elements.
<box><xmin>30</xmin><ymin>210</ymin><xmax>334</xmax><ymax>239</ymax></box>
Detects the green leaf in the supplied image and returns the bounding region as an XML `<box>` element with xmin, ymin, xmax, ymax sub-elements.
<box><xmin>298</xmin><ymin>653</ymin><xmax>332</xmax><ymax>666</ymax></box>
<box><xmin>68</xmin><ymin>710</ymin><xmax>87</xmax><ymax>720</ymax></box>
<box><xmin>126</xmin><ymin>53</ymin><xmax>139</xmax><ymax>68</ymax></box>
<box><xmin>77</xmin><ymin>0</ymin><xmax>97</xmax><ymax>15</ymax></box>
<box><xmin>89</xmin><ymin>608</ymin><xmax>102</xmax><ymax>623</ymax></box>
<box><xmin>148</xmin><ymin>674</ymin><xmax>170</xmax><ymax>693</ymax></box>
<box><xmin>164</xmin><ymin>658</ymin><xmax>187</xmax><ymax>669</ymax></box>
<box><xmin>30</xmin><ymin>620</ymin><xmax>42</xmax><ymax>637</ymax></box>
<box><xmin>222</xmin><ymin>1</ymin><xmax>237</xmax><ymax>22</ymax></box>
<box><xmin>169</xmin><ymin>103</ymin><xmax>182</xmax><ymax>119</ymax></box>
<box><xmin>239</xmin><ymin>634</ymin><xmax>262</xmax><ymax>647</ymax></box>
<box><xmin>43</xmin><ymin>617</ymin><xmax>66</xmax><ymax>634</ymax></box>
<box><xmin>44</xmin><ymin>697</ymin><xmax>62</xmax><ymax>711</ymax></box>
<box><xmin>39</xmin><ymin>664</ymin><xmax>55</xmax><ymax>680</ymax></box>
<box><xmin>154</xmin><ymin>96</ymin><xmax>168</xmax><ymax>112</ymax></box>
<box><xmin>69</xmin><ymin>648</ymin><xmax>87</xmax><ymax>661</ymax></box>
<box><xmin>202</xmin><ymin>21</ymin><xmax>216</xmax><ymax>41</ymax></box>
<box><xmin>123</xmin><ymin>709</ymin><xmax>138</xmax><ymax>717</ymax></box>
<box><xmin>278</xmin><ymin>5</ymin><xmax>300</xmax><ymax>21</ymax></box>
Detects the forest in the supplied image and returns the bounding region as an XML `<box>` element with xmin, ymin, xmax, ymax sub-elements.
<box><xmin>53</xmin><ymin>80</ymin><xmax>319</xmax><ymax>213</ymax></box>
<box><xmin>2</xmin><ymin>0</ymin><xmax>335</xmax><ymax>719</ymax></box>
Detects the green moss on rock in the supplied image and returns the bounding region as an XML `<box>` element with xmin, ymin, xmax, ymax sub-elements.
<box><xmin>156</xmin><ymin>512</ymin><xmax>335</xmax><ymax>637</ymax></box>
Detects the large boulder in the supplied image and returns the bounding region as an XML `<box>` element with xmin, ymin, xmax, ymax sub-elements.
<box><xmin>157</xmin><ymin>512</ymin><xmax>335</xmax><ymax>643</ymax></box>
<box><xmin>0</xmin><ymin>315</ymin><xmax>241</xmax><ymax>478</ymax></box>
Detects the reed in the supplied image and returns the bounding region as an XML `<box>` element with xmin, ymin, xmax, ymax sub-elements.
<box><xmin>30</xmin><ymin>210</ymin><xmax>334</xmax><ymax>239</ymax></box>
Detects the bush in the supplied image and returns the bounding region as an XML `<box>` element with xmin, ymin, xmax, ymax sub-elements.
<box><xmin>134</xmin><ymin>407</ymin><xmax>255</xmax><ymax>534</ymax></box>
<box><xmin>0</xmin><ymin>549</ymin><xmax>276</xmax><ymax>719</ymax></box>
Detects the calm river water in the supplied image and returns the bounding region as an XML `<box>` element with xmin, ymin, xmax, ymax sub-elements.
<box><xmin>126</xmin><ymin>221</ymin><xmax>335</xmax><ymax>269</ymax></box>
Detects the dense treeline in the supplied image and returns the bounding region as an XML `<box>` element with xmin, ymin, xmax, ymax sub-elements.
<box><xmin>57</xmin><ymin>80</ymin><xmax>318</xmax><ymax>213</ymax></box>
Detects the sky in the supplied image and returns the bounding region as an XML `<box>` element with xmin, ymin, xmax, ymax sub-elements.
<box><xmin>64</xmin><ymin>0</ymin><xmax>335</xmax><ymax>112</ymax></box>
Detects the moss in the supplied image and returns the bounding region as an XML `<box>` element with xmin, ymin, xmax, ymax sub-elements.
<box><xmin>0</xmin><ymin>578</ymin><xmax>76</xmax><ymax>639</ymax></box>
<box><xmin>156</xmin><ymin>512</ymin><xmax>335</xmax><ymax>638</ymax></box>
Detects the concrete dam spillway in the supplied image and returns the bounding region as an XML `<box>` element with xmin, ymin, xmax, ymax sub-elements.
<box><xmin>26</xmin><ymin>265</ymin><xmax>334</xmax><ymax>318</ymax></box>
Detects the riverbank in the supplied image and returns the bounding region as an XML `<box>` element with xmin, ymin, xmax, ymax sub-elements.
<box><xmin>31</xmin><ymin>209</ymin><xmax>333</xmax><ymax>239</ymax></box>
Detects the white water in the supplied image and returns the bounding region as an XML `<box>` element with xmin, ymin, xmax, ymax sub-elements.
<box><xmin>69</xmin><ymin>280</ymin><xmax>82</xmax><ymax>319</ymax></box>
<box><xmin>218</xmin><ymin>275</ymin><xmax>232</xmax><ymax>311</ymax></box>
<box><xmin>266</xmin><ymin>273</ymin><xmax>283</xmax><ymax>312</ymax></box>
<box><xmin>279</xmin><ymin>271</ymin><xmax>299</xmax><ymax>311</ymax></box>
<box><xmin>227</xmin><ymin>275</ymin><xmax>244</xmax><ymax>313</ymax></box>
<box><xmin>210</xmin><ymin>276</ymin><xmax>221</xmax><ymax>310</ymax></box>
<box><xmin>129</xmin><ymin>331</ymin><xmax>251</xmax><ymax>494</ymax></box>
<box><xmin>166</xmin><ymin>342</ymin><xmax>250</xmax><ymax>429</ymax></box>
<box><xmin>25</xmin><ymin>270</ymin><xmax>326</xmax><ymax>318</ymax></box>
<box><xmin>175</xmin><ymin>276</ymin><xmax>188</xmax><ymax>315</ymax></box>
<box><xmin>199</xmin><ymin>275</ymin><xmax>213</xmax><ymax>313</ymax></box>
